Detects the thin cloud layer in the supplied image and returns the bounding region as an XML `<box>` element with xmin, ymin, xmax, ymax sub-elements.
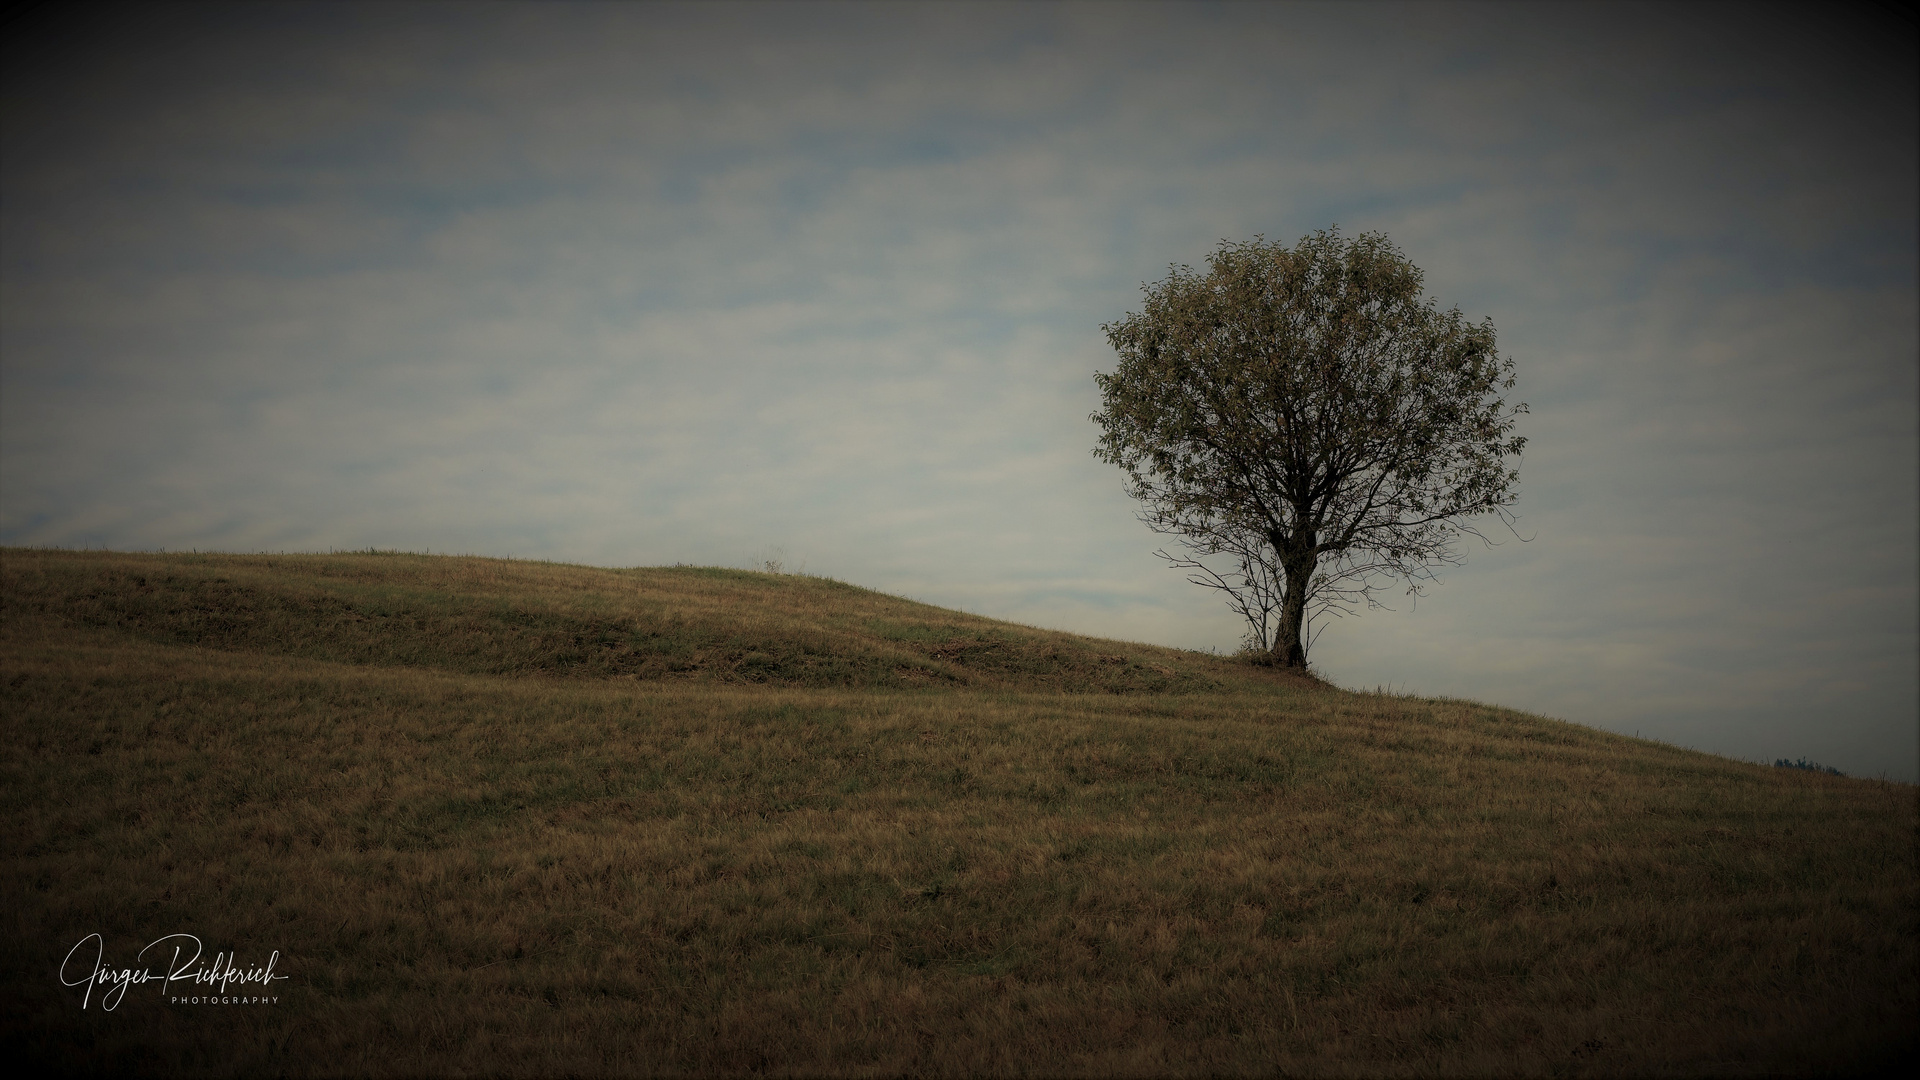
<box><xmin>3</xmin><ymin>2</ymin><xmax>1914</xmax><ymax>779</ymax></box>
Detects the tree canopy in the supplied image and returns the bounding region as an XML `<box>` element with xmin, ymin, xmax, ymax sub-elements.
<box><xmin>1092</xmin><ymin>229</ymin><xmax>1526</xmax><ymax>669</ymax></box>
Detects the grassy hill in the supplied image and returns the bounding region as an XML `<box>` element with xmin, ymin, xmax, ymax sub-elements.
<box><xmin>2</xmin><ymin>548</ymin><xmax>1913</xmax><ymax>1076</ymax></box>
<box><xmin>0</xmin><ymin>548</ymin><xmax>1237</xmax><ymax>693</ymax></box>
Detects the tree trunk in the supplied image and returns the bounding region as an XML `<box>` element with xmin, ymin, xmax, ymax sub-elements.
<box><xmin>1269</xmin><ymin>552</ymin><xmax>1315</xmax><ymax>669</ymax></box>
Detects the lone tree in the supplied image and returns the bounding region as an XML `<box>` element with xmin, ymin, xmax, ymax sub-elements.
<box><xmin>1092</xmin><ymin>229</ymin><xmax>1526</xmax><ymax>669</ymax></box>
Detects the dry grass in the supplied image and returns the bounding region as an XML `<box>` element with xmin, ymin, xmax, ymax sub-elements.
<box><xmin>1</xmin><ymin>548</ymin><xmax>1914</xmax><ymax>1077</ymax></box>
<box><xmin>0</xmin><ymin>549</ymin><xmax>1227</xmax><ymax>692</ymax></box>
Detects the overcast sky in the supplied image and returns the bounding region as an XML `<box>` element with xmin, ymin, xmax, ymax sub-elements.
<box><xmin>4</xmin><ymin>2</ymin><xmax>1915</xmax><ymax>780</ymax></box>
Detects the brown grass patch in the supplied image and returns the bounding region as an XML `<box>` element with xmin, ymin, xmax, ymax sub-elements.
<box><xmin>0</xmin><ymin>549</ymin><xmax>1912</xmax><ymax>1076</ymax></box>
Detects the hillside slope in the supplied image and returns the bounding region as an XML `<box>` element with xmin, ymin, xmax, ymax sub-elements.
<box><xmin>2</xmin><ymin>548</ymin><xmax>1914</xmax><ymax>1077</ymax></box>
<box><xmin>0</xmin><ymin>548</ymin><xmax>1248</xmax><ymax>693</ymax></box>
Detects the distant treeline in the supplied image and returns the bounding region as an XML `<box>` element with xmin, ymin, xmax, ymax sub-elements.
<box><xmin>1775</xmin><ymin>758</ymin><xmax>1845</xmax><ymax>776</ymax></box>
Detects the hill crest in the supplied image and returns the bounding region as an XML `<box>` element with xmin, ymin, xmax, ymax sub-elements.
<box><xmin>0</xmin><ymin>548</ymin><xmax>1311</xmax><ymax>695</ymax></box>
